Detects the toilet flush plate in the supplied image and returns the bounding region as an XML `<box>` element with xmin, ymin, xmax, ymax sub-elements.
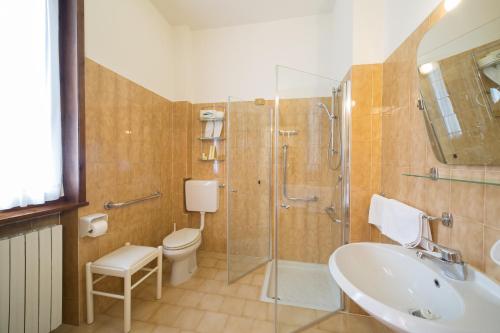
<box><xmin>491</xmin><ymin>240</ymin><xmax>500</xmax><ymax>265</ymax></box>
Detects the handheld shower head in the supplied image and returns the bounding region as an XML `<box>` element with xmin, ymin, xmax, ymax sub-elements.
<box><xmin>318</xmin><ymin>102</ymin><xmax>334</xmax><ymax>119</ymax></box>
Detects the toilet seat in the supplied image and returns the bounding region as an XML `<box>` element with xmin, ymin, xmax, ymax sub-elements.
<box><xmin>163</xmin><ymin>228</ymin><xmax>201</xmax><ymax>250</ymax></box>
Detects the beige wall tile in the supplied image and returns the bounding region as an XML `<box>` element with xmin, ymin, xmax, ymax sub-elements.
<box><xmin>376</xmin><ymin>0</ymin><xmax>498</xmax><ymax>283</ymax></box>
<box><xmin>79</xmin><ymin>58</ymin><xmax>175</xmax><ymax>322</ymax></box>
<box><xmin>484</xmin><ymin>227</ymin><xmax>500</xmax><ymax>282</ymax></box>
<box><xmin>450</xmin><ymin>216</ymin><xmax>484</xmax><ymax>270</ymax></box>
<box><xmin>450</xmin><ymin>168</ymin><xmax>485</xmax><ymax>222</ymax></box>
<box><xmin>350</xmin><ymin>64</ymin><xmax>383</xmax><ymax>244</ymax></box>
<box><xmin>485</xmin><ymin>170</ymin><xmax>500</xmax><ymax>229</ymax></box>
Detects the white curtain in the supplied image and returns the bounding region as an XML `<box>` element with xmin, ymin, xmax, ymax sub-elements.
<box><xmin>0</xmin><ymin>0</ymin><xmax>63</xmax><ymax>210</ymax></box>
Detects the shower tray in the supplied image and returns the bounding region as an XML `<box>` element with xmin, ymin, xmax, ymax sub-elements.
<box><xmin>260</xmin><ymin>260</ymin><xmax>342</xmax><ymax>312</ymax></box>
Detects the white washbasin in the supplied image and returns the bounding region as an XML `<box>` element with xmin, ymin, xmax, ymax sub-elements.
<box><xmin>329</xmin><ymin>242</ymin><xmax>500</xmax><ymax>333</ymax></box>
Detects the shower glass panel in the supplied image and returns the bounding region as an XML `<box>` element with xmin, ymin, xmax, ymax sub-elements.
<box><xmin>270</xmin><ymin>66</ymin><xmax>347</xmax><ymax>332</ymax></box>
<box><xmin>226</xmin><ymin>96</ymin><xmax>273</xmax><ymax>283</ymax></box>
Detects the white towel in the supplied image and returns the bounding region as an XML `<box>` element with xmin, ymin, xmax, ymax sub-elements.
<box><xmin>368</xmin><ymin>194</ymin><xmax>389</xmax><ymax>230</ymax></box>
<box><xmin>381</xmin><ymin>199</ymin><xmax>426</xmax><ymax>248</ymax></box>
<box><xmin>204</xmin><ymin>121</ymin><xmax>214</xmax><ymax>138</ymax></box>
<box><xmin>419</xmin><ymin>217</ymin><xmax>433</xmax><ymax>251</ymax></box>
<box><xmin>213</xmin><ymin>120</ymin><xmax>223</xmax><ymax>138</ymax></box>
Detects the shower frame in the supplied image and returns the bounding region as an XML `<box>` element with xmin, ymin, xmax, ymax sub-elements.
<box><xmin>225</xmin><ymin>96</ymin><xmax>274</xmax><ymax>284</ymax></box>
<box><xmin>224</xmin><ymin>68</ymin><xmax>352</xmax><ymax>333</ymax></box>
<box><xmin>272</xmin><ymin>66</ymin><xmax>351</xmax><ymax>332</ymax></box>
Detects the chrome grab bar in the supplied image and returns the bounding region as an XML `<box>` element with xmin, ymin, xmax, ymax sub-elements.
<box><xmin>282</xmin><ymin>144</ymin><xmax>318</xmax><ymax>203</ymax></box>
<box><xmin>324</xmin><ymin>206</ymin><xmax>342</xmax><ymax>223</ymax></box>
<box><xmin>104</xmin><ymin>191</ymin><xmax>162</xmax><ymax>210</ymax></box>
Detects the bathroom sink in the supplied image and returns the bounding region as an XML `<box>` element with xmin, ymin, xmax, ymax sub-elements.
<box><xmin>329</xmin><ymin>243</ymin><xmax>500</xmax><ymax>333</ymax></box>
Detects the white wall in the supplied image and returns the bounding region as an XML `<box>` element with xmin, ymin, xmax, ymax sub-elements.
<box><xmin>83</xmin><ymin>0</ymin><xmax>443</xmax><ymax>102</ymax></box>
<box><xmin>418</xmin><ymin>0</ymin><xmax>500</xmax><ymax>64</ymax></box>
<box><xmin>172</xmin><ymin>26</ymin><xmax>194</xmax><ymax>101</ymax></box>
<box><xmin>191</xmin><ymin>14</ymin><xmax>335</xmax><ymax>103</ymax></box>
<box><xmin>352</xmin><ymin>0</ymin><xmax>386</xmax><ymax>64</ymax></box>
<box><xmin>85</xmin><ymin>0</ymin><xmax>176</xmax><ymax>100</ymax></box>
<box><xmin>331</xmin><ymin>0</ymin><xmax>354</xmax><ymax>80</ymax></box>
<box><xmin>383</xmin><ymin>0</ymin><xmax>442</xmax><ymax>59</ymax></box>
<box><xmin>339</xmin><ymin>0</ymin><xmax>441</xmax><ymax>66</ymax></box>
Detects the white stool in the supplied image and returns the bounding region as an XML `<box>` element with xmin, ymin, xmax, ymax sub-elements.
<box><xmin>86</xmin><ymin>243</ymin><xmax>162</xmax><ymax>332</ymax></box>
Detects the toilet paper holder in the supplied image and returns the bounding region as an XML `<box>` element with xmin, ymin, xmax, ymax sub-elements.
<box><xmin>79</xmin><ymin>213</ymin><xmax>108</xmax><ymax>238</ymax></box>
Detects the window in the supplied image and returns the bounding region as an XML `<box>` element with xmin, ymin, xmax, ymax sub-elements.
<box><xmin>0</xmin><ymin>0</ymin><xmax>63</xmax><ymax>210</ymax></box>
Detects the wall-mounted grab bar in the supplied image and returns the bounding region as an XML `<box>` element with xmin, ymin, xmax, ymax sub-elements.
<box><xmin>324</xmin><ymin>206</ymin><xmax>342</xmax><ymax>223</ymax></box>
<box><xmin>282</xmin><ymin>144</ymin><xmax>318</xmax><ymax>203</ymax></box>
<box><xmin>104</xmin><ymin>191</ymin><xmax>162</xmax><ymax>210</ymax></box>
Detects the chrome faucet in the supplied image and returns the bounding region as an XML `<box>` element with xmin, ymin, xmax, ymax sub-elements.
<box><xmin>416</xmin><ymin>238</ymin><xmax>467</xmax><ymax>281</ymax></box>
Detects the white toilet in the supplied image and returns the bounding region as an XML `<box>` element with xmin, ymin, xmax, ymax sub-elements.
<box><xmin>163</xmin><ymin>180</ymin><xmax>219</xmax><ymax>286</ymax></box>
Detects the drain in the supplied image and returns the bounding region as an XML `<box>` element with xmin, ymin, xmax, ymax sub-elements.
<box><xmin>409</xmin><ymin>308</ymin><xmax>440</xmax><ymax>320</ymax></box>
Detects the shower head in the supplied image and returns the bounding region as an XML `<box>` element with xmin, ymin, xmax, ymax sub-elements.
<box><xmin>318</xmin><ymin>102</ymin><xmax>334</xmax><ymax>120</ymax></box>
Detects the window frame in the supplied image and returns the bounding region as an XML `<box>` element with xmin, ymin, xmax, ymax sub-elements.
<box><xmin>0</xmin><ymin>0</ymin><xmax>87</xmax><ymax>225</ymax></box>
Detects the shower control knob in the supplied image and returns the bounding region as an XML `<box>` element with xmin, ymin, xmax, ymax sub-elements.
<box><xmin>281</xmin><ymin>203</ymin><xmax>290</xmax><ymax>209</ymax></box>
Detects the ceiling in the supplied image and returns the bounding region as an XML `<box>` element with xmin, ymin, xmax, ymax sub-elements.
<box><xmin>150</xmin><ymin>0</ymin><xmax>335</xmax><ymax>30</ymax></box>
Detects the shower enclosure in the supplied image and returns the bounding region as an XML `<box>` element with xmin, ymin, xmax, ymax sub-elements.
<box><xmin>226</xmin><ymin>66</ymin><xmax>350</xmax><ymax>332</ymax></box>
<box><xmin>226</xmin><ymin>97</ymin><xmax>273</xmax><ymax>283</ymax></box>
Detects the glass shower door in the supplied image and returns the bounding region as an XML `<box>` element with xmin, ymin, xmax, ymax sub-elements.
<box><xmin>271</xmin><ymin>66</ymin><xmax>348</xmax><ymax>332</ymax></box>
<box><xmin>226</xmin><ymin>96</ymin><xmax>273</xmax><ymax>283</ymax></box>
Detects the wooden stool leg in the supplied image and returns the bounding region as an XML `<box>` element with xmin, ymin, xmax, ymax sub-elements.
<box><xmin>85</xmin><ymin>262</ymin><xmax>94</xmax><ymax>324</ymax></box>
<box><xmin>156</xmin><ymin>246</ymin><xmax>162</xmax><ymax>299</ymax></box>
<box><xmin>124</xmin><ymin>271</ymin><xmax>131</xmax><ymax>333</ymax></box>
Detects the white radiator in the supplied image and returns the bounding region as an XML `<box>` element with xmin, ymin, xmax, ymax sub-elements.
<box><xmin>0</xmin><ymin>224</ymin><xmax>62</xmax><ymax>333</ymax></box>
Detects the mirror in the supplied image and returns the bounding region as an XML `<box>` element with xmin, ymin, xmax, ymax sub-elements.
<box><xmin>417</xmin><ymin>0</ymin><xmax>500</xmax><ymax>165</ymax></box>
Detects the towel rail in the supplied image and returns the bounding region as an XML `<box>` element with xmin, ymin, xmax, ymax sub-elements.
<box><xmin>378</xmin><ymin>193</ymin><xmax>452</xmax><ymax>227</ymax></box>
<box><xmin>104</xmin><ymin>191</ymin><xmax>162</xmax><ymax>210</ymax></box>
<box><xmin>424</xmin><ymin>212</ymin><xmax>453</xmax><ymax>227</ymax></box>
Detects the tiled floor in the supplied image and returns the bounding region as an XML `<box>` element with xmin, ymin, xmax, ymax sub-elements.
<box><xmin>55</xmin><ymin>251</ymin><xmax>389</xmax><ymax>333</ymax></box>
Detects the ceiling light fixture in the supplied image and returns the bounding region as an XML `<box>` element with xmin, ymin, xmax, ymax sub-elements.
<box><xmin>444</xmin><ymin>0</ymin><xmax>461</xmax><ymax>12</ymax></box>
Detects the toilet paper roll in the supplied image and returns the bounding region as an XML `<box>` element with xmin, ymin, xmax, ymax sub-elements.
<box><xmin>88</xmin><ymin>219</ymin><xmax>108</xmax><ymax>237</ymax></box>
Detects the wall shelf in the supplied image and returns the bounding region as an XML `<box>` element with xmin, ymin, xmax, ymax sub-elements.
<box><xmin>199</xmin><ymin>106</ymin><xmax>225</xmax><ymax>163</ymax></box>
<box><xmin>402</xmin><ymin>171</ymin><xmax>500</xmax><ymax>187</ymax></box>
<box><xmin>200</xmin><ymin>118</ymin><xmax>224</xmax><ymax>122</ymax></box>
<box><xmin>199</xmin><ymin>158</ymin><xmax>225</xmax><ymax>162</ymax></box>
<box><xmin>198</xmin><ymin>137</ymin><xmax>226</xmax><ymax>141</ymax></box>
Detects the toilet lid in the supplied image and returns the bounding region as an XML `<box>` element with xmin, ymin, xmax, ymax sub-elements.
<box><xmin>163</xmin><ymin>228</ymin><xmax>201</xmax><ymax>250</ymax></box>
